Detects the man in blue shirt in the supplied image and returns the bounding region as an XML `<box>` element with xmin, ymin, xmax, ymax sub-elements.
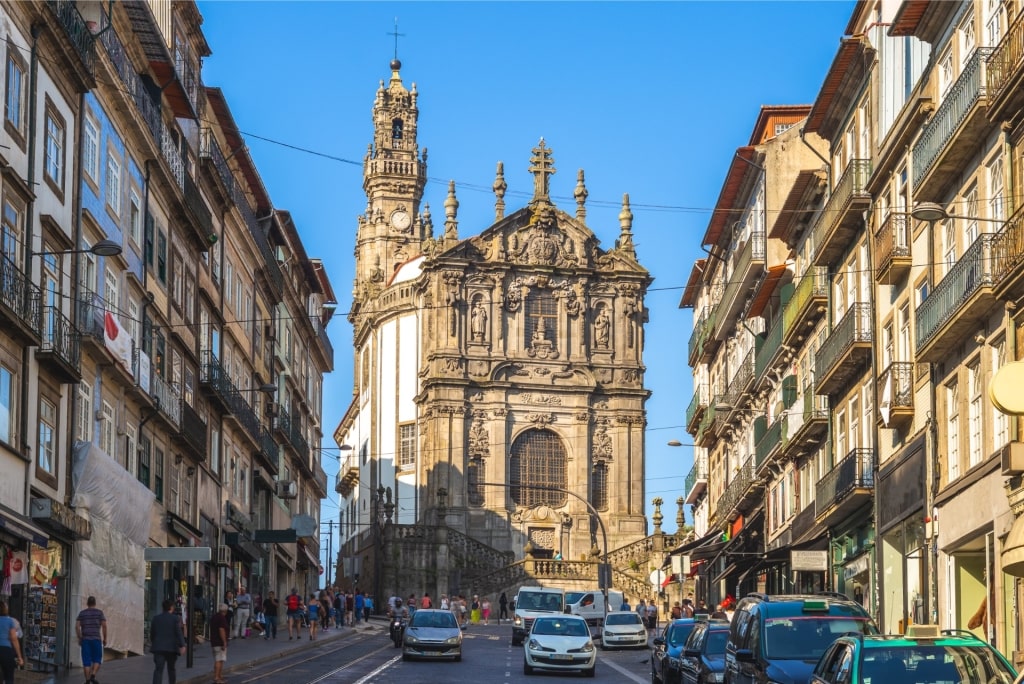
<box><xmin>75</xmin><ymin>596</ymin><xmax>107</xmax><ymax>684</ymax></box>
<box><xmin>354</xmin><ymin>592</ymin><xmax>365</xmax><ymax>623</ymax></box>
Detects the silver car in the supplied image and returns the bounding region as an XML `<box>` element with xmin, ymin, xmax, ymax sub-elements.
<box><xmin>401</xmin><ymin>609</ymin><xmax>463</xmax><ymax>662</ymax></box>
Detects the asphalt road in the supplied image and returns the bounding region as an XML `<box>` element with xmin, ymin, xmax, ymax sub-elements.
<box><xmin>230</xmin><ymin>621</ymin><xmax>656</xmax><ymax>684</ymax></box>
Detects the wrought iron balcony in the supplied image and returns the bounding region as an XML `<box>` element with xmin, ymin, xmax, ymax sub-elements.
<box><xmin>715</xmin><ymin>231</ymin><xmax>766</xmax><ymax>339</ymax></box>
<box><xmin>228</xmin><ymin>393</ymin><xmax>264</xmax><ymax>452</ymax></box>
<box><xmin>199</xmin><ymin>351</ymin><xmax>239</xmax><ymax>415</ymax></box>
<box><xmin>96</xmin><ymin>14</ymin><xmax>161</xmax><ymax>142</ymax></box>
<box><xmin>184</xmin><ymin>173</ymin><xmax>213</xmax><ymax>238</ymax></box>
<box><xmin>755</xmin><ymin>314</ymin><xmax>785</xmax><ymax>381</ymax></box>
<box><xmin>716</xmin><ymin>460</ymin><xmax>758</xmax><ymax>523</ymax></box>
<box><xmin>336</xmin><ymin>452</ymin><xmax>360</xmax><ymax>496</ymax></box>
<box><xmin>45</xmin><ymin>0</ymin><xmax>96</xmax><ymax>75</ymax></box>
<box><xmin>878</xmin><ymin>362</ymin><xmax>915</xmax><ymax>430</ymax></box>
<box><xmin>236</xmin><ymin>189</ymin><xmax>285</xmax><ymax>300</ymax></box>
<box><xmin>178</xmin><ymin>401</ymin><xmax>207</xmax><ymax>460</ymax></box>
<box><xmin>688</xmin><ymin>306</ymin><xmax>716</xmax><ymax>365</ymax></box>
<box><xmin>816</xmin><ymin>448</ymin><xmax>874</xmax><ymax>526</ymax></box>
<box><xmin>199</xmin><ymin>128</ymin><xmax>236</xmax><ymax>197</ymax></box>
<box><xmin>172</xmin><ymin>49</ymin><xmax>203</xmax><ymax>118</ymax></box>
<box><xmin>276</xmin><ymin>407</ymin><xmax>310</xmax><ymax>463</ymax></box>
<box><xmin>312</xmin><ymin>318</ymin><xmax>334</xmax><ymax>372</ymax></box>
<box><xmin>755</xmin><ymin>415</ymin><xmax>786</xmax><ymax>472</ymax></box>
<box><xmin>150</xmin><ymin>372</ymin><xmax>182</xmax><ymax>429</ymax></box>
<box><xmin>811</xmin><ymin>159</ymin><xmax>872</xmax><ymax>267</ymax></box>
<box><xmin>160</xmin><ymin>125</ymin><xmax>186</xmax><ymax>190</ymax></box>
<box><xmin>0</xmin><ymin>254</ymin><xmax>42</xmax><ymax>345</ymax></box>
<box><xmin>987</xmin><ymin>12</ymin><xmax>1024</xmax><ymax>121</ymax></box>
<box><xmin>684</xmin><ymin>458</ymin><xmax>708</xmax><ymax>505</ymax></box>
<box><xmin>258</xmin><ymin>427</ymin><xmax>279</xmax><ymax>475</ymax></box>
<box><xmin>724</xmin><ymin>349</ymin><xmax>756</xmax><ymax>410</ymax></box>
<box><xmin>695</xmin><ymin>396</ymin><xmax>727</xmax><ymax>447</ymax></box>
<box><xmin>37</xmin><ymin>306</ymin><xmax>81</xmax><ymax>384</ymax></box>
<box><xmin>779</xmin><ymin>390</ymin><xmax>829</xmax><ymax>460</ymax></box>
<box><xmin>782</xmin><ymin>266</ymin><xmax>828</xmax><ymax>348</ymax></box>
<box><xmin>913</xmin><ymin>48</ymin><xmax>994</xmax><ymax>197</ymax></box>
<box><xmin>916</xmin><ymin>234</ymin><xmax>997</xmax><ymax>362</ymax></box>
<box><xmin>874</xmin><ymin>213</ymin><xmax>912</xmax><ymax>284</ymax></box>
<box><xmin>313</xmin><ymin>465</ymin><xmax>329</xmax><ymax>497</ymax></box>
<box><xmin>816</xmin><ymin>303</ymin><xmax>873</xmax><ymax>396</ymax></box>
<box><xmin>992</xmin><ymin>205</ymin><xmax>1024</xmax><ymax>300</ymax></box>
<box><xmin>686</xmin><ymin>384</ymin><xmax>709</xmax><ymax>435</ymax></box>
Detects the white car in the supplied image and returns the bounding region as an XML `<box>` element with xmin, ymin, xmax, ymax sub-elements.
<box><xmin>600</xmin><ymin>611</ymin><xmax>647</xmax><ymax>649</ymax></box>
<box><xmin>523</xmin><ymin>614</ymin><xmax>597</xmax><ymax>677</ymax></box>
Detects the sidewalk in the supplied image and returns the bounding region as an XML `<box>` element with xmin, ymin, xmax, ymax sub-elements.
<box><xmin>30</xmin><ymin>618</ymin><xmax>384</xmax><ymax>684</ymax></box>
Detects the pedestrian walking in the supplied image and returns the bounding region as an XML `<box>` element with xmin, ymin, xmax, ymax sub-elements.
<box><xmin>150</xmin><ymin>598</ymin><xmax>186</xmax><ymax>684</ymax></box>
<box><xmin>482</xmin><ymin>596</ymin><xmax>491</xmax><ymax>624</ymax></box>
<box><xmin>363</xmin><ymin>593</ymin><xmax>373</xmax><ymax>621</ymax></box>
<box><xmin>470</xmin><ymin>595</ymin><xmax>480</xmax><ymax>624</ymax></box>
<box><xmin>346</xmin><ymin>592</ymin><xmax>355</xmax><ymax>626</ymax></box>
<box><xmin>354</xmin><ymin>591</ymin><xmax>365</xmax><ymax>623</ymax></box>
<box><xmin>234</xmin><ymin>586</ymin><xmax>252</xmax><ymax>639</ymax></box>
<box><xmin>319</xmin><ymin>592</ymin><xmax>331</xmax><ymax>631</ymax></box>
<box><xmin>286</xmin><ymin>588</ymin><xmax>303</xmax><ymax>640</ymax></box>
<box><xmin>645</xmin><ymin>599</ymin><xmax>658</xmax><ymax>632</ymax></box>
<box><xmin>0</xmin><ymin>600</ymin><xmax>25</xmax><ymax>684</ymax></box>
<box><xmin>307</xmin><ymin>594</ymin><xmax>320</xmax><ymax>640</ymax></box>
<box><xmin>210</xmin><ymin>603</ymin><xmax>229</xmax><ymax>684</ymax></box>
<box><xmin>420</xmin><ymin>592</ymin><xmax>433</xmax><ymax>609</ymax></box>
<box><xmin>262</xmin><ymin>591</ymin><xmax>280</xmax><ymax>640</ymax></box>
<box><xmin>75</xmin><ymin>595</ymin><xmax>107</xmax><ymax>684</ymax></box>
<box><xmin>498</xmin><ymin>592</ymin><xmax>509</xmax><ymax>623</ymax></box>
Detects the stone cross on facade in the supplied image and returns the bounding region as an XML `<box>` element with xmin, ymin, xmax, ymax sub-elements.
<box><xmin>529</xmin><ymin>138</ymin><xmax>556</xmax><ymax>203</ymax></box>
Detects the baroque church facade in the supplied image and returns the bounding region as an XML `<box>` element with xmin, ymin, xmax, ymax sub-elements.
<box><xmin>334</xmin><ymin>60</ymin><xmax>652</xmax><ymax>596</ymax></box>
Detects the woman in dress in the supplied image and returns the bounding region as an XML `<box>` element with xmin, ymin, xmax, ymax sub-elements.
<box><xmin>307</xmin><ymin>594</ymin><xmax>320</xmax><ymax>640</ymax></box>
<box><xmin>481</xmin><ymin>596</ymin><xmax>492</xmax><ymax>625</ymax></box>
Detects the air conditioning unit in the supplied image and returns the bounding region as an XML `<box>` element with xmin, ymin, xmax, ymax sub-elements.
<box><xmin>216</xmin><ymin>545</ymin><xmax>231</xmax><ymax>566</ymax></box>
<box><xmin>275</xmin><ymin>480</ymin><xmax>297</xmax><ymax>499</ymax></box>
<box><xmin>1001</xmin><ymin>441</ymin><xmax>1024</xmax><ymax>476</ymax></box>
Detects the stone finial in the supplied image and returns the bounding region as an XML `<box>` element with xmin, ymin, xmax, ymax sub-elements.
<box><xmin>528</xmin><ymin>138</ymin><xmax>556</xmax><ymax>205</ymax></box>
<box><xmin>493</xmin><ymin>162</ymin><xmax>508</xmax><ymax>221</ymax></box>
<box><xmin>652</xmin><ymin>496</ymin><xmax>664</xmax><ymax>534</ymax></box>
<box><xmin>574</xmin><ymin>169</ymin><xmax>588</xmax><ymax>221</ymax></box>
<box><xmin>422</xmin><ymin>202</ymin><xmax>433</xmax><ymax>233</ymax></box>
<box><xmin>618</xmin><ymin>193</ymin><xmax>635</xmax><ymax>256</ymax></box>
<box><xmin>444</xmin><ymin>180</ymin><xmax>459</xmax><ymax>240</ymax></box>
<box><xmin>676</xmin><ymin>497</ymin><xmax>685</xmax><ymax>529</ymax></box>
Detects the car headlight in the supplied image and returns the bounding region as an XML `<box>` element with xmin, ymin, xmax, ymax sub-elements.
<box><xmin>528</xmin><ymin>639</ymin><xmax>554</xmax><ymax>651</ymax></box>
<box><xmin>404</xmin><ymin>635</ymin><xmax>418</xmax><ymax>644</ymax></box>
<box><xmin>514</xmin><ymin>617</ymin><xmax>522</xmax><ymax>626</ymax></box>
<box><xmin>582</xmin><ymin>641</ymin><xmax>594</xmax><ymax>652</ymax></box>
<box><xmin>445</xmin><ymin>636</ymin><xmax>461</xmax><ymax>645</ymax></box>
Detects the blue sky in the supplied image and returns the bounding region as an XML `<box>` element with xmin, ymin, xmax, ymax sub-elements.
<box><xmin>197</xmin><ymin>1</ymin><xmax>856</xmax><ymax>558</ymax></box>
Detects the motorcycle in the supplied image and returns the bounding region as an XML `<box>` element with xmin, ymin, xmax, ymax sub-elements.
<box><xmin>390</xmin><ymin>615</ymin><xmax>406</xmax><ymax>647</ymax></box>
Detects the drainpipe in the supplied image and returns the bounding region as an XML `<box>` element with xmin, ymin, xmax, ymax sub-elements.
<box><xmin>66</xmin><ymin>85</ymin><xmax>87</xmax><ymax>508</ymax></box>
<box><xmin>864</xmin><ymin>207</ymin><xmax>882</xmax><ymax>627</ymax></box>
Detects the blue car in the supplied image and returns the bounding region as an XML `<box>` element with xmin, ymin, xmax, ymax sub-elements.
<box><xmin>652</xmin><ymin>619</ymin><xmax>699</xmax><ymax>684</ymax></box>
<box><xmin>680</xmin><ymin>619</ymin><xmax>730</xmax><ymax>684</ymax></box>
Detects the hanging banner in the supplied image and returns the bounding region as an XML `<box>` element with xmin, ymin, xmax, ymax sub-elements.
<box><xmin>103</xmin><ymin>312</ymin><xmax>133</xmax><ymax>375</ymax></box>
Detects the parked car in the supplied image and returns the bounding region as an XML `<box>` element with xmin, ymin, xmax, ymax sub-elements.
<box><xmin>401</xmin><ymin>609</ymin><xmax>462</xmax><ymax>662</ymax></box>
<box><xmin>651</xmin><ymin>618</ymin><xmax>699</xmax><ymax>684</ymax></box>
<box><xmin>601</xmin><ymin>611</ymin><xmax>648</xmax><ymax>649</ymax></box>
<box><xmin>811</xmin><ymin>631</ymin><xmax>1017</xmax><ymax>684</ymax></box>
<box><xmin>523</xmin><ymin>614</ymin><xmax>596</xmax><ymax>677</ymax></box>
<box><xmin>724</xmin><ymin>593</ymin><xmax>876</xmax><ymax>684</ymax></box>
<box><xmin>680</xmin><ymin>619</ymin><xmax>730</xmax><ymax>684</ymax></box>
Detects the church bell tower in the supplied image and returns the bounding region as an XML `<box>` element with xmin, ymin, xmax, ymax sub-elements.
<box><xmin>355</xmin><ymin>59</ymin><xmax>429</xmax><ymax>302</ymax></box>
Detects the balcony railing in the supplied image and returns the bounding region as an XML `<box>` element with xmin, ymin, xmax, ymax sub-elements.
<box><xmin>686</xmin><ymin>384</ymin><xmax>709</xmax><ymax>433</ymax></box>
<box><xmin>38</xmin><ymin>306</ymin><xmax>81</xmax><ymax>382</ymax></box>
<box><xmin>684</xmin><ymin>458</ymin><xmax>708</xmax><ymax>505</ymax></box>
<box><xmin>755</xmin><ymin>416</ymin><xmax>785</xmax><ymax>469</ymax></box>
<box><xmin>173</xmin><ymin>50</ymin><xmax>202</xmax><ymax>116</ymax></box>
<box><xmin>782</xmin><ymin>266</ymin><xmax>828</xmax><ymax>347</ymax></box>
<box><xmin>259</xmin><ymin>427</ymin><xmax>278</xmax><ymax>473</ymax></box>
<box><xmin>200</xmin><ymin>128</ymin><xmax>237</xmax><ymax>196</ymax></box>
<box><xmin>815</xmin><ymin>303</ymin><xmax>872</xmax><ymax>392</ymax></box>
<box><xmin>816</xmin><ymin>448</ymin><xmax>874</xmax><ymax>517</ymax></box>
<box><xmin>200</xmin><ymin>350</ymin><xmax>239</xmax><ymax>411</ymax></box>
<box><xmin>724</xmin><ymin>349</ymin><xmax>756</xmax><ymax>407</ymax></box>
<box><xmin>313</xmin><ymin>465</ymin><xmax>329</xmax><ymax>495</ymax></box>
<box><xmin>812</xmin><ymin>159</ymin><xmax>872</xmax><ymax>266</ymax></box>
<box><xmin>696</xmin><ymin>396</ymin><xmax>726</xmax><ymax>446</ymax></box>
<box><xmin>688</xmin><ymin>306</ymin><xmax>715</xmax><ymax>365</ymax></box>
<box><xmin>184</xmin><ymin>173</ymin><xmax>213</xmax><ymax>237</ymax></box>
<box><xmin>992</xmin><ymin>205</ymin><xmax>1024</xmax><ymax>295</ymax></box>
<box><xmin>97</xmin><ymin>13</ymin><xmax>161</xmax><ymax>142</ymax></box>
<box><xmin>717</xmin><ymin>231</ymin><xmax>766</xmax><ymax>328</ymax></box>
<box><xmin>179</xmin><ymin>401</ymin><xmax>207</xmax><ymax>459</ymax></box>
<box><xmin>0</xmin><ymin>254</ymin><xmax>42</xmax><ymax>342</ymax></box>
<box><xmin>878</xmin><ymin>362</ymin><xmax>914</xmax><ymax>428</ymax></box>
<box><xmin>873</xmin><ymin>213</ymin><xmax>911</xmax><ymax>283</ymax></box>
<box><xmin>913</xmin><ymin>48</ymin><xmax>993</xmax><ymax>188</ymax></box>
<box><xmin>236</xmin><ymin>189</ymin><xmax>285</xmax><ymax>299</ymax></box>
<box><xmin>150</xmin><ymin>372</ymin><xmax>182</xmax><ymax>428</ymax></box>
<box><xmin>916</xmin><ymin>234</ymin><xmax>996</xmax><ymax>355</ymax></box>
<box><xmin>46</xmin><ymin>0</ymin><xmax>96</xmax><ymax>74</ymax></box>
<box><xmin>229</xmin><ymin>393</ymin><xmax>264</xmax><ymax>450</ymax></box>
<box><xmin>716</xmin><ymin>461</ymin><xmax>756</xmax><ymax>523</ymax></box>
<box><xmin>755</xmin><ymin>314</ymin><xmax>785</xmax><ymax>380</ymax></box>
<box><xmin>160</xmin><ymin>126</ymin><xmax>186</xmax><ymax>190</ymax></box>
<box><xmin>987</xmin><ymin>12</ymin><xmax>1024</xmax><ymax>103</ymax></box>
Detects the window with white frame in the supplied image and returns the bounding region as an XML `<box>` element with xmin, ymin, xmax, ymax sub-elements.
<box><xmin>100</xmin><ymin>401</ymin><xmax>116</xmax><ymax>460</ymax></box>
<box><xmin>836</xmin><ymin>409</ymin><xmax>847</xmax><ymax>459</ymax></box>
<box><xmin>959</xmin><ymin>13</ymin><xmax>975</xmax><ymax>65</ymax></box>
<box><xmin>993</xmin><ymin>340</ymin><xmax>1008</xmax><ymax>448</ymax></box>
<box><xmin>125</xmin><ymin>423</ymin><xmax>137</xmax><ymax>477</ymax></box>
<box><xmin>1</xmin><ymin>196</ymin><xmax>22</xmax><ymax>266</ymax></box>
<box><xmin>943</xmin><ymin>220</ymin><xmax>957</xmax><ymax>275</ymax></box>
<box><xmin>988</xmin><ymin>154</ymin><xmax>1005</xmax><ymax>221</ymax></box>
<box><xmin>862</xmin><ymin>380</ymin><xmax>873</xmax><ymax>449</ymax></box>
<box><xmin>127</xmin><ymin>297</ymin><xmax>139</xmax><ymax>350</ymax></box>
<box><xmin>43</xmin><ymin>104</ymin><xmax>64</xmax><ymax>190</ymax></box>
<box><xmin>986</xmin><ymin>0</ymin><xmax>1003</xmax><ymax>46</ymax></box>
<box><xmin>938</xmin><ymin>48</ymin><xmax>954</xmax><ymax>98</ymax></box>
<box><xmin>968</xmin><ymin>362</ymin><xmax>983</xmax><ymax>467</ymax></box>
<box><xmin>129</xmin><ymin>189</ymin><xmax>142</xmax><ymax>246</ymax></box>
<box><xmin>168</xmin><ymin>460</ymin><xmax>180</xmax><ymax>515</ymax></box>
<box><xmin>0</xmin><ymin>365</ymin><xmax>14</xmax><ymax>446</ymax></box>
<box><xmin>76</xmin><ymin>381</ymin><xmax>92</xmax><ymax>443</ymax></box>
<box><xmin>964</xmin><ymin>186</ymin><xmax>979</xmax><ymax>244</ymax></box>
<box><xmin>83</xmin><ymin>114</ymin><xmax>99</xmax><ymax>182</ymax></box>
<box><xmin>224</xmin><ymin>261</ymin><xmax>234</xmax><ymax>311</ymax></box>
<box><xmin>106</xmin><ymin>152</ymin><xmax>121</xmax><ymax>215</ymax></box>
<box><xmin>37</xmin><ymin>397</ymin><xmax>56</xmax><ymax>478</ymax></box>
<box><xmin>5</xmin><ymin>50</ymin><xmax>26</xmax><ymax>135</ymax></box>
<box><xmin>105</xmin><ymin>268</ymin><xmax>118</xmax><ymax>311</ymax></box>
<box><xmin>850</xmin><ymin>396</ymin><xmax>861</xmax><ymax>450</ymax></box>
<box><xmin>898</xmin><ymin>303</ymin><xmax>912</xmax><ymax>362</ymax></box>
<box><xmin>947</xmin><ymin>380</ymin><xmax>960</xmax><ymax>480</ymax></box>
<box><xmin>399</xmin><ymin>423</ymin><xmax>416</xmax><ymax>468</ymax></box>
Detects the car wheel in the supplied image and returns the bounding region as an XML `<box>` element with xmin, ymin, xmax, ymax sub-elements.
<box><xmin>524</xmin><ymin>659</ymin><xmax>534</xmax><ymax>675</ymax></box>
<box><xmin>584</xmin><ymin>664</ymin><xmax>596</xmax><ymax>678</ymax></box>
<box><xmin>454</xmin><ymin>653</ymin><xmax>462</xmax><ymax>662</ymax></box>
<box><xmin>401</xmin><ymin>653</ymin><xmax>410</xmax><ymax>661</ymax></box>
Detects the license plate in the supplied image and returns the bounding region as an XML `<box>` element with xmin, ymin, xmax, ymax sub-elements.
<box><xmin>552</xmin><ymin>654</ymin><xmax>573</xmax><ymax>660</ymax></box>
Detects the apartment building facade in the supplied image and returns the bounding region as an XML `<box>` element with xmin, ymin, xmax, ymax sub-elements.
<box><xmin>0</xmin><ymin>0</ymin><xmax>333</xmax><ymax>670</ymax></box>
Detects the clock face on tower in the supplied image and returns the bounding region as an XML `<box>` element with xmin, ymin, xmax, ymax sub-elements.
<box><xmin>390</xmin><ymin>210</ymin><xmax>411</xmax><ymax>231</ymax></box>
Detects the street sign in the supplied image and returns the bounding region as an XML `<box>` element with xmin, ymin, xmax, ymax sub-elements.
<box><xmin>291</xmin><ymin>514</ymin><xmax>317</xmax><ymax>538</ymax></box>
<box><xmin>671</xmin><ymin>554</ymin><xmax>691</xmax><ymax>576</ymax></box>
<box><xmin>790</xmin><ymin>550</ymin><xmax>828</xmax><ymax>572</ymax></box>
<box><xmin>144</xmin><ymin>547</ymin><xmax>212</xmax><ymax>562</ymax></box>
<box><xmin>254</xmin><ymin>529</ymin><xmax>298</xmax><ymax>544</ymax></box>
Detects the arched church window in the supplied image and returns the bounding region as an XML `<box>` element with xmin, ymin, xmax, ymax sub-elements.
<box><xmin>509</xmin><ymin>429</ymin><xmax>567</xmax><ymax>508</ymax></box>
<box><xmin>592</xmin><ymin>462</ymin><xmax>608</xmax><ymax>511</ymax></box>
<box><xmin>526</xmin><ymin>291</ymin><xmax>557</xmax><ymax>346</ymax></box>
<box><xmin>467</xmin><ymin>459</ymin><xmax>484</xmax><ymax>506</ymax></box>
<box><xmin>392</xmin><ymin>118</ymin><xmax>404</xmax><ymax>141</ymax></box>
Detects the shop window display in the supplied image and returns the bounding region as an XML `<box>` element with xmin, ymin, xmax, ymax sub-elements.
<box><xmin>24</xmin><ymin>541</ymin><xmax>62</xmax><ymax>672</ymax></box>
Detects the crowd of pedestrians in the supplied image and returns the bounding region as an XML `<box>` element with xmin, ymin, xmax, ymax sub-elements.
<box><xmin>388</xmin><ymin>592</ymin><xmax>507</xmax><ymax>627</ymax></box>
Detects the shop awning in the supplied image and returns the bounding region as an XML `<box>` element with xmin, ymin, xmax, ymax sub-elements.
<box><xmin>1002</xmin><ymin>514</ymin><xmax>1024</xmax><ymax>577</ymax></box>
<box><xmin>712</xmin><ymin>562</ymin><xmax>740</xmax><ymax>585</ymax></box>
<box><xmin>667</xmin><ymin>529</ymin><xmax>723</xmax><ymax>558</ymax></box>
<box><xmin>0</xmin><ymin>509</ymin><xmax>49</xmax><ymax>547</ymax></box>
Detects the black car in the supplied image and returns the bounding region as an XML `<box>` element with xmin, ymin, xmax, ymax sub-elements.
<box><xmin>724</xmin><ymin>593</ymin><xmax>876</xmax><ymax>684</ymax></box>
<box><xmin>651</xmin><ymin>619</ymin><xmax>699</xmax><ymax>684</ymax></box>
<box><xmin>680</xmin><ymin>619</ymin><xmax>730</xmax><ymax>684</ymax></box>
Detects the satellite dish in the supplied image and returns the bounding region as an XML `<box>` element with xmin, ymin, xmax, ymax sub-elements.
<box><xmin>990</xmin><ymin>361</ymin><xmax>1024</xmax><ymax>415</ymax></box>
<box><xmin>291</xmin><ymin>514</ymin><xmax>317</xmax><ymax>539</ymax></box>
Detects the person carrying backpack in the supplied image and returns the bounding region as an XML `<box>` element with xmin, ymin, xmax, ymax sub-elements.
<box><xmin>285</xmin><ymin>589</ymin><xmax>302</xmax><ymax>640</ymax></box>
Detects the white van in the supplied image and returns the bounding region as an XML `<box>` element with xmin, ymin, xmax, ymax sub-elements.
<box><xmin>564</xmin><ymin>589</ymin><xmax>623</xmax><ymax>633</ymax></box>
<box><xmin>512</xmin><ymin>586</ymin><xmax>565</xmax><ymax>645</ymax></box>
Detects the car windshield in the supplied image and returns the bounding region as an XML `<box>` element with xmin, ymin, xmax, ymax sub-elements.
<box><xmin>860</xmin><ymin>645</ymin><xmax>1016</xmax><ymax>684</ymax></box>
<box><xmin>565</xmin><ymin>592</ymin><xmax>586</xmax><ymax>605</ymax></box>
<box><xmin>705</xmin><ymin>631</ymin><xmax>728</xmax><ymax>656</ymax></box>
<box><xmin>410</xmin><ymin>612</ymin><xmax>457</xmax><ymax>629</ymax></box>
<box><xmin>764</xmin><ymin>617</ymin><xmax>874</xmax><ymax>660</ymax></box>
<box><xmin>667</xmin><ymin>623</ymin><xmax>696</xmax><ymax>647</ymax></box>
<box><xmin>606</xmin><ymin>613</ymin><xmax>643</xmax><ymax>626</ymax></box>
<box><xmin>532</xmin><ymin>619</ymin><xmax>590</xmax><ymax>637</ymax></box>
<box><xmin>518</xmin><ymin>592</ymin><xmax>563</xmax><ymax>611</ymax></box>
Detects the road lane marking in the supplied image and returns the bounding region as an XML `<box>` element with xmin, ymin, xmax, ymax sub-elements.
<box><xmin>601</xmin><ymin>656</ymin><xmax>648</xmax><ymax>683</ymax></box>
<box><xmin>239</xmin><ymin>638</ymin><xmax>388</xmax><ymax>683</ymax></box>
<box><xmin>348</xmin><ymin>655</ymin><xmax>402</xmax><ymax>684</ymax></box>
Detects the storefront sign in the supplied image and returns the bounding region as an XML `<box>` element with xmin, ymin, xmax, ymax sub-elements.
<box><xmin>225</xmin><ymin>502</ymin><xmax>253</xmax><ymax>533</ymax></box>
<box><xmin>30</xmin><ymin>498</ymin><xmax>91</xmax><ymax>540</ymax></box>
<box><xmin>0</xmin><ymin>511</ymin><xmax>48</xmax><ymax>547</ymax></box>
<box><xmin>791</xmin><ymin>550</ymin><xmax>828</xmax><ymax>572</ymax></box>
<box><xmin>844</xmin><ymin>553</ymin><xmax>870</xmax><ymax>580</ymax></box>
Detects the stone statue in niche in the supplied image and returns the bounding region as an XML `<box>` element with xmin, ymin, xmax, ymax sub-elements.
<box><xmin>594</xmin><ymin>307</ymin><xmax>611</xmax><ymax>349</ymax></box>
<box><xmin>471</xmin><ymin>300</ymin><xmax>488</xmax><ymax>342</ymax></box>
<box><xmin>593</xmin><ymin>419</ymin><xmax>613</xmax><ymax>461</ymax></box>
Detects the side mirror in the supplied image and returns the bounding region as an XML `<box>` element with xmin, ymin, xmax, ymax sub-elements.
<box><xmin>735</xmin><ymin>648</ymin><xmax>755</xmax><ymax>663</ymax></box>
<box><xmin>653</xmin><ymin>637</ymin><xmax>666</xmax><ymax>647</ymax></box>
<box><xmin>564</xmin><ymin>607</ymin><xmax>571</xmax><ymax>614</ymax></box>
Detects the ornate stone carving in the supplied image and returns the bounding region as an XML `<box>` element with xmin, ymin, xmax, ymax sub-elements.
<box><xmin>470</xmin><ymin>298</ymin><xmax>488</xmax><ymax>343</ymax></box>
<box><xmin>493</xmin><ymin>408</ymin><xmax>508</xmax><ymax>417</ymax></box>
<box><xmin>469</xmin><ymin>411</ymin><xmax>490</xmax><ymax>459</ymax></box>
<box><xmin>468</xmin><ymin>360</ymin><xmax>489</xmax><ymax>376</ymax></box>
<box><xmin>528</xmin><ymin>318</ymin><xmax>558</xmax><ymax>359</ymax></box>
<box><xmin>593</xmin><ymin>305</ymin><xmax>611</xmax><ymax>350</ymax></box>
<box><xmin>443</xmin><ymin>271</ymin><xmax>462</xmax><ymax>336</ymax></box>
<box><xmin>593</xmin><ymin>419</ymin><xmax>613</xmax><ymax>462</ymax></box>
<box><xmin>444</xmin><ymin>357</ymin><xmax>463</xmax><ymax>373</ymax></box>
<box><xmin>504</xmin><ymin>277</ymin><xmax>523</xmax><ymax>312</ymax></box>
<box><xmin>574</xmin><ymin>412</ymin><xmax>590</xmax><ymax>423</ymax></box>
<box><xmin>469</xmin><ymin>392</ymin><xmax>484</xmax><ymax>402</ymax></box>
<box><xmin>526</xmin><ymin>413</ymin><xmax>555</xmax><ymax>426</ymax></box>
<box><xmin>593</xmin><ymin>399</ymin><xmax>609</xmax><ymax>410</ymax></box>
<box><xmin>622</xmin><ymin>368</ymin><xmax>640</xmax><ymax>383</ymax></box>
<box><xmin>520</xmin><ymin>394</ymin><xmax>562</xmax><ymax>406</ymax></box>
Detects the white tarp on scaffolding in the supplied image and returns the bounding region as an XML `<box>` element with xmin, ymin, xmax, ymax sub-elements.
<box><xmin>70</xmin><ymin>441</ymin><xmax>155</xmax><ymax>658</ymax></box>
